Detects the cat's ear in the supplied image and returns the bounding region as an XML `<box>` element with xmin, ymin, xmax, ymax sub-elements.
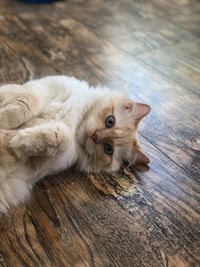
<box><xmin>122</xmin><ymin>102</ymin><xmax>151</xmax><ymax>121</ymax></box>
<box><xmin>124</xmin><ymin>145</ymin><xmax>150</xmax><ymax>166</ymax></box>
<box><xmin>133</xmin><ymin>147</ymin><xmax>150</xmax><ymax>165</ymax></box>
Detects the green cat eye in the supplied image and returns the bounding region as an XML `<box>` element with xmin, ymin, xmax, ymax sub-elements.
<box><xmin>105</xmin><ymin>115</ymin><xmax>115</xmax><ymax>128</ymax></box>
<box><xmin>104</xmin><ymin>143</ymin><xmax>113</xmax><ymax>156</ymax></box>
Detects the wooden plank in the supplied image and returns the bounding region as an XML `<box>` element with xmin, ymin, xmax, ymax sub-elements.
<box><xmin>0</xmin><ymin>197</ymin><xmax>118</xmax><ymax>267</ymax></box>
<box><xmin>52</xmin><ymin>0</ymin><xmax>197</xmax><ymax>51</ymax></box>
<box><xmin>4</xmin><ymin>0</ymin><xmax>194</xmax><ymax>56</ymax></box>
<box><xmin>168</xmin><ymin>2</ymin><xmax>200</xmax><ymax>38</ymax></box>
<box><xmin>138</xmin><ymin>41</ymin><xmax>200</xmax><ymax>94</ymax></box>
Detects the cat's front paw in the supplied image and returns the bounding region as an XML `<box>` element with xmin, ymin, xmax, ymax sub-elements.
<box><xmin>9</xmin><ymin>130</ymin><xmax>35</xmax><ymax>158</ymax></box>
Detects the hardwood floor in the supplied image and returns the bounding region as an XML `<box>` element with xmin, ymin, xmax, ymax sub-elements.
<box><xmin>0</xmin><ymin>0</ymin><xmax>200</xmax><ymax>266</ymax></box>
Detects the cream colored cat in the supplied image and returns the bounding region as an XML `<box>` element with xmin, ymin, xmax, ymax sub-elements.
<box><xmin>0</xmin><ymin>76</ymin><xmax>150</xmax><ymax>213</ymax></box>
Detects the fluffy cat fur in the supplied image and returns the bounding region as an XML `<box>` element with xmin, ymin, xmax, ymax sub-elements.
<box><xmin>0</xmin><ymin>76</ymin><xmax>150</xmax><ymax>213</ymax></box>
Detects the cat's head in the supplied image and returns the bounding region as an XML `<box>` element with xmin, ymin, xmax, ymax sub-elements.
<box><xmin>76</xmin><ymin>92</ymin><xmax>150</xmax><ymax>173</ymax></box>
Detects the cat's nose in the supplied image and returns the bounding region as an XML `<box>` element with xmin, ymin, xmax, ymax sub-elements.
<box><xmin>90</xmin><ymin>132</ymin><xmax>98</xmax><ymax>143</ymax></box>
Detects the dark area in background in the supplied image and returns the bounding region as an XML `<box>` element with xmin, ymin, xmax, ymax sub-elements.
<box><xmin>18</xmin><ymin>0</ymin><xmax>58</xmax><ymax>3</ymax></box>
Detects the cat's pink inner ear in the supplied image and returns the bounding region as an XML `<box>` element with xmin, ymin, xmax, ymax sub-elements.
<box><xmin>133</xmin><ymin>103</ymin><xmax>151</xmax><ymax>121</ymax></box>
<box><xmin>122</xmin><ymin>102</ymin><xmax>151</xmax><ymax>121</ymax></box>
<box><xmin>134</xmin><ymin>148</ymin><xmax>150</xmax><ymax>165</ymax></box>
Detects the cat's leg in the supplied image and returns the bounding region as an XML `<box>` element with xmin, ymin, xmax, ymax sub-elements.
<box><xmin>0</xmin><ymin>84</ymin><xmax>45</xmax><ymax>129</ymax></box>
<box><xmin>0</xmin><ymin>129</ymin><xmax>32</xmax><ymax>213</ymax></box>
<box><xmin>0</xmin><ymin>178</ymin><xmax>31</xmax><ymax>213</ymax></box>
<box><xmin>10</xmin><ymin>122</ymin><xmax>70</xmax><ymax>157</ymax></box>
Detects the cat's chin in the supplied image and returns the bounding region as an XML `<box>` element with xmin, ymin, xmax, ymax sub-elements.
<box><xmin>76</xmin><ymin>128</ymin><xmax>95</xmax><ymax>155</ymax></box>
<box><xmin>84</xmin><ymin>137</ymin><xmax>95</xmax><ymax>155</ymax></box>
<box><xmin>76</xmin><ymin>126</ymin><xmax>87</xmax><ymax>146</ymax></box>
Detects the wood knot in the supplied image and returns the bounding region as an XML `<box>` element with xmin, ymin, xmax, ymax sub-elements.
<box><xmin>89</xmin><ymin>168</ymin><xmax>140</xmax><ymax>198</ymax></box>
<box><xmin>190</xmin><ymin>137</ymin><xmax>200</xmax><ymax>151</ymax></box>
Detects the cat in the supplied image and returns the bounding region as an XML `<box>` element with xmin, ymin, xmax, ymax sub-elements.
<box><xmin>0</xmin><ymin>76</ymin><xmax>150</xmax><ymax>213</ymax></box>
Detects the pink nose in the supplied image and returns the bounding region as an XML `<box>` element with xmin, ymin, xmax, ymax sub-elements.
<box><xmin>90</xmin><ymin>132</ymin><xmax>98</xmax><ymax>143</ymax></box>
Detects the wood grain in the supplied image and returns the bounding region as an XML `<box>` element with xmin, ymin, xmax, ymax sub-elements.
<box><xmin>138</xmin><ymin>40</ymin><xmax>200</xmax><ymax>94</ymax></box>
<box><xmin>0</xmin><ymin>0</ymin><xmax>200</xmax><ymax>266</ymax></box>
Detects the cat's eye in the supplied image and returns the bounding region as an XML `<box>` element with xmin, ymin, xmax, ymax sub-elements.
<box><xmin>105</xmin><ymin>115</ymin><xmax>115</xmax><ymax>128</ymax></box>
<box><xmin>104</xmin><ymin>143</ymin><xmax>113</xmax><ymax>156</ymax></box>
